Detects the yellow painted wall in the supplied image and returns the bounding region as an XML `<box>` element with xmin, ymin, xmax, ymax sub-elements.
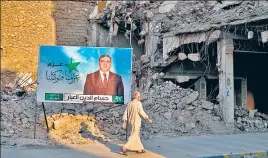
<box><xmin>1</xmin><ymin>1</ymin><xmax>56</xmax><ymax>79</ymax></box>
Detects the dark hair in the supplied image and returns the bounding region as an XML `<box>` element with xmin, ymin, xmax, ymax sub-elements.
<box><xmin>99</xmin><ymin>54</ymin><xmax>112</xmax><ymax>62</ymax></box>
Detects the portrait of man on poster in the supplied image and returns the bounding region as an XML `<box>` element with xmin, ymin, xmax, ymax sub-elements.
<box><xmin>83</xmin><ymin>54</ymin><xmax>124</xmax><ymax>97</ymax></box>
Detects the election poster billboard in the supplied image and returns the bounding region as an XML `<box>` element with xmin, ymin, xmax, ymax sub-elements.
<box><xmin>37</xmin><ymin>45</ymin><xmax>132</xmax><ymax>104</ymax></box>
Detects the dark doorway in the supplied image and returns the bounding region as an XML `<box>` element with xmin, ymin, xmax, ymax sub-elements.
<box><xmin>234</xmin><ymin>52</ymin><xmax>268</xmax><ymax>114</ymax></box>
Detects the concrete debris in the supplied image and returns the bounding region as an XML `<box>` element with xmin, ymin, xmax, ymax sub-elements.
<box><xmin>152</xmin><ymin>72</ymin><xmax>165</xmax><ymax>80</ymax></box>
<box><xmin>176</xmin><ymin>76</ymin><xmax>190</xmax><ymax>83</ymax></box>
<box><xmin>249</xmin><ymin>109</ymin><xmax>257</xmax><ymax>118</ymax></box>
<box><xmin>201</xmin><ymin>101</ymin><xmax>214</xmax><ymax>110</ymax></box>
<box><xmin>261</xmin><ymin>31</ymin><xmax>268</xmax><ymax>43</ymax></box>
<box><xmin>159</xmin><ymin>72</ymin><xmax>165</xmax><ymax>77</ymax></box>
<box><xmin>159</xmin><ymin>1</ymin><xmax>178</xmax><ymax>13</ymax></box>
<box><xmin>152</xmin><ymin>73</ymin><xmax>158</xmax><ymax>80</ymax></box>
<box><xmin>96</xmin><ymin>0</ymin><xmax>163</xmax><ymax>40</ymax></box>
<box><xmin>1</xmin><ymin>84</ymin><xmax>268</xmax><ymax>147</ymax></box>
<box><xmin>181</xmin><ymin>91</ymin><xmax>199</xmax><ymax>105</ymax></box>
<box><xmin>1</xmin><ymin>92</ymin><xmax>57</xmax><ymax>148</ymax></box>
<box><xmin>248</xmin><ymin>31</ymin><xmax>254</xmax><ymax>39</ymax></box>
<box><xmin>178</xmin><ymin>52</ymin><xmax>187</xmax><ymax>60</ymax></box>
<box><xmin>140</xmin><ymin>55</ymin><xmax>151</xmax><ymax>64</ymax></box>
<box><xmin>145</xmin><ymin>10</ymin><xmax>154</xmax><ymax>19</ymax></box>
<box><xmin>188</xmin><ymin>53</ymin><xmax>201</xmax><ymax>62</ymax></box>
<box><xmin>164</xmin><ymin>112</ymin><xmax>172</xmax><ymax>120</ymax></box>
<box><xmin>235</xmin><ymin>106</ymin><xmax>268</xmax><ymax>132</ymax></box>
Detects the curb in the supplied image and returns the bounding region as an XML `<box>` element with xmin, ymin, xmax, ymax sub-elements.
<box><xmin>198</xmin><ymin>151</ymin><xmax>268</xmax><ymax>158</ymax></box>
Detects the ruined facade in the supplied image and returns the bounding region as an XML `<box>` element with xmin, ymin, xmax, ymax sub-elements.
<box><xmin>94</xmin><ymin>1</ymin><xmax>268</xmax><ymax>130</ymax></box>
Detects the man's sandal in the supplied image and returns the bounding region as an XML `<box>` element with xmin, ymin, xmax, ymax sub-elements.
<box><xmin>137</xmin><ymin>150</ymin><xmax>146</xmax><ymax>154</ymax></box>
<box><xmin>120</xmin><ymin>147</ymin><xmax>128</xmax><ymax>156</ymax></box>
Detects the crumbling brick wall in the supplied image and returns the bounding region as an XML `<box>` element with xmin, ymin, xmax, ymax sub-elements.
<box><xmin>53</xmin><ymin>1</ymin><xmax>94</xmax><ymax>46</ymax></box>
<box><xmin>1</xmin><ymin>1</ymin><xmax>56</xmax><ymax>78</ymax></box>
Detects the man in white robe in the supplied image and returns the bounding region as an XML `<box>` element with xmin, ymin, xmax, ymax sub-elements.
<box><xmin>121</xmin><ymin>91</ymin><xmax>152</xmax><ymax>155</ymax></box>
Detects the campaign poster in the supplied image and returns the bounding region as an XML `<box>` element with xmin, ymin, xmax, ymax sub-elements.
<box><xmin>37</xmin><ymin>45</ymin><xmax>132</xmax><ymax>104</ymax></box>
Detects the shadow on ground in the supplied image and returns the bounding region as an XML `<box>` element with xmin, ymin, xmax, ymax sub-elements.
<box><xmin>75</xmin><ymin>121</ymin><xmax>165</xmax><ymax>157</ymax></box>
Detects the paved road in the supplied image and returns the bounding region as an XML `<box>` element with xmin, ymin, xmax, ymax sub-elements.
<box><xmin>2</xmin><ymin>132</ymin><xmax>268</xmax><ymax>158</ymax></box>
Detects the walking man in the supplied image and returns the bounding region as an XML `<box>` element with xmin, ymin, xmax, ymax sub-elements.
<box><xmin>121</xmin><ymin>91</ymin><xmax>152</xmax><ymax>155</ymax></box>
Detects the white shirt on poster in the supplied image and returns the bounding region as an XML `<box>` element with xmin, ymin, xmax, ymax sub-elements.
<box><xmin>99</xmin><ymin>70</ymin><xmax>110</xmax><ymax>83</ymax></box>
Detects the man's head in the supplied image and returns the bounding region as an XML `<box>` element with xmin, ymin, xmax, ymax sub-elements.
<box><xmin>99</xmin><ymin>54</ymin><xmax>112</xmax><ymax>73</ymax></box>
<box><xmin>133</xmin><ymin>91</ymin><xmax>141</xmax><ymax>101</ymax></box>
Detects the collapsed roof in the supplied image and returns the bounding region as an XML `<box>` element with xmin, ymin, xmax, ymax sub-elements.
<box><xmin>95</xmin><ymin>1</ymin><xmax>268</xmax><ymax>37</ymax></box>
<box><xmin>163</xmin><ymin>1</ymin><xmax>268</xmax><ymax>36</ymax></box>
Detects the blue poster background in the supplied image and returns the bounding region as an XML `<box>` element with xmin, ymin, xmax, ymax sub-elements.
<box><xmin>37</xmin><ymin>45</ymin><xmax>132</xmax><ymax>104</ymax></box>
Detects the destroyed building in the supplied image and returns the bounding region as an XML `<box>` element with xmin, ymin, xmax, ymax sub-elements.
<box><xmin>91</xmin><ymin>1</ymin><xmax>268</xmax><ymax>130</ymax></box>
<box><xmin>1</xmin><ymin>0</ymin><xmax>268</xmax><ymax>148</ymax></box>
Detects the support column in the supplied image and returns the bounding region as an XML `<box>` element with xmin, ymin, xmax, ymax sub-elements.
<box><xmin>217</xmin><ymin>36</ymin><xmax>234</xmax><ymax>131</ymax></box>
<box><xmin>87</xmin><ymin>22</ymin><xmax>99</xmax><ymax>47</ymax></box>
<box><xmin>146</xmin><ymin>20</ymin><xmax>161</xmax><ymax>68</ymax></box>
<box><xmin>145</xmin><ymin>21</ymin><xmax>161</xmax><ymax>56</ymax></box>
<box><xmin>241</xmin><ymin>78</ymin><xmax>247</xmax><ymax>108</ymax></box>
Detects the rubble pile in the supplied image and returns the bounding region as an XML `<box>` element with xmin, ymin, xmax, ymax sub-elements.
<box><xmin>235</xmin><ymin>106</ymin><xmax>268</xmax><ymax>133</ymax></box>
<box><xmin>94</xmin><ymin>106</ymin><xmax>126</xmax><ymax>140</ymax></box>
<box><xmin>1</xmin><ymin>90</ymin><xmax>111</xmax><ymax>147</ymax></box>
<box><xmin>93</xmin><ymin>81</ymin><xmax>228</xmax><ymax>139</ymax></box>
<box><xmin>1</xmin><ymin>92</ymin><xmax>56</xmax><ymax>147</ymax></box>
<box><xmin>1</xmin><ymin>82</ymin><xmax>268</xmax><ymax>146</ymax></box>
<box><xmin>140</xmin><ymin>80</ymin><xmax>229</xmax><ymax>138</ymax></box>
<box><xmin>94</xmin><ymin>80</ymin><xmax>268</xmax><ymax>140</ymax></box>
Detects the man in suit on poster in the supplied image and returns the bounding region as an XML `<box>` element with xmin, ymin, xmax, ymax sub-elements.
<box><xmin>83</xmin><ymin>54</ymin><xmax>124</xmax><ymax>97</ymax></box>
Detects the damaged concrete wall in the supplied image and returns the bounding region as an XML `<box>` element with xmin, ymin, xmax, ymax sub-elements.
<box><xmin>88</xmin><ymin>24</ymin><xmax>144</xmax><ymax>60</ymax></box>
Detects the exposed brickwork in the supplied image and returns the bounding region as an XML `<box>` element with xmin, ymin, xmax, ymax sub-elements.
<box><xmin>53</xmin><ymin>1</ymin><xmax>94</xmax><ymax>46</ymax></box>
<box><xmin>1</xmin><ymin>1</ymin><xmax>56</xmax><ymax>78</ymax></box>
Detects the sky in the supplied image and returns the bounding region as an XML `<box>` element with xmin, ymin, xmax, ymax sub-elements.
<box><xmin>37</xmin><ymin>45</ymin><xmax>132</xmax><ymax>104</ymax></box>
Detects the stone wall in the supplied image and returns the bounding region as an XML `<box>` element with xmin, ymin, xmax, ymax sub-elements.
<box><xmin>53</xmin><ymin>1</ymin><xmax>94</xmax><ymax>46</ymax></box>
<box><xmin>1</xmin><ymin>1</ymin><xmax>56</xmax><ymax>78</ymax></box>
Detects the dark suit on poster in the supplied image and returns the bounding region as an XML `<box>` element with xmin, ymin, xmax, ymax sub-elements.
<box><xmin>83</xmin><ymin>70</ymin><xmax>124</xmax><ymax>96</ymax></box>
